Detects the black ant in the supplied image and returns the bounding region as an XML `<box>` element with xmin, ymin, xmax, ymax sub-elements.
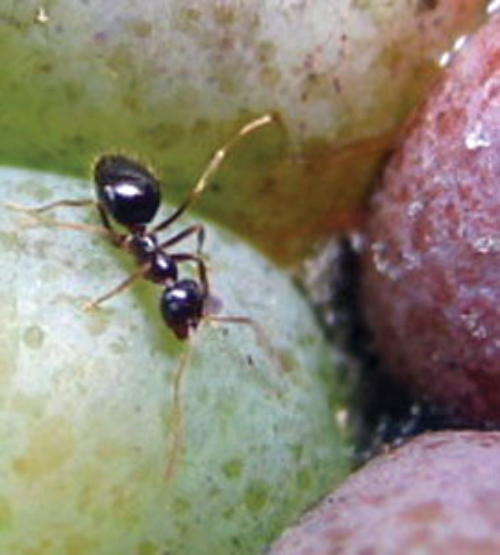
<box><xmin>4</xmin><ymin>114</ymin><xmax>282</xmax><ymax>480</ymax></box>
<box><xmin>6</xmin><ymin>114</ymin><xmax>273</xmax><ymax>338</ymax></box>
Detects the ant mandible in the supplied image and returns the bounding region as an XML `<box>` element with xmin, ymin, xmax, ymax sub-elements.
<box><xmin>6</xmin><ymin>114</ymin><xmax>274</xmax><ymax>340</ymax></box>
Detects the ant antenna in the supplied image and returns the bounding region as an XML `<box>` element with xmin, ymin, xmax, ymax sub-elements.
<box><xmin>152</xmin><ymin>113</ymin><xmax>276</xmax><ymax>234</ymax></box>
<box><xmin>162</xmin><ymin>314</ymin><xmax>286</xmax><ymax>484</ymax></box>
<box><xmin>163</xmin><ymin>336</ymin><xmax>196</xmax><ymax>483</ymax></box>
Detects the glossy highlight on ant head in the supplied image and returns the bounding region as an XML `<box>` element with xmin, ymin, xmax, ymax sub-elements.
<box><xmin>94</xmin><ymin>155</ymin><xmax>161</xmax><ymax>228</ymax></box>
<box><xmin>161</xmin><ymin>279</ymin><xmax>205</xmax><ymax>340</ymax></box>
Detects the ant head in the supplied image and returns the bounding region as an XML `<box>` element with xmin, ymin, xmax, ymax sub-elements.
<box><xmin>160</xmin><ymin>279</ymin><xmax>204</xmax><ymax>340</ymax></box>
<box><xmin>94</xmin><ymin>155</ymin><xmax>161</xmax><ymax>228</ymax></box>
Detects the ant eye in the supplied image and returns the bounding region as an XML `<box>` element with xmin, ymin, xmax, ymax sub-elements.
<box><xmin>94</xmin><ymin>155</ymin><xmax>161</xmax><ymax>227</ymax></box>
<box><xmin>160</xmin><ymin>279</ymin><xmax>204</xmax><ymax>340</ymax></box>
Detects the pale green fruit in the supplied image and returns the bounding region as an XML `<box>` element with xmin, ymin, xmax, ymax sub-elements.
<box><xmin>0</xmin><ymin>167</ymin><xmax>350</xmax><ymax>555</ymax></box>
<box><xmin>0</xmin><ymin>0</ymin><xmax>486</xmax><ymax>263</ymax></box>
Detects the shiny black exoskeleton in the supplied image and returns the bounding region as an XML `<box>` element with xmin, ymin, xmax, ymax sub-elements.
<box><xmin>95</xmin><ymin>155</ymin><xmax>161</xmax><ymax>228</ymax></box>
<box><xmin>161</xmin><ymin>279</ymin><xmax>204</xmax><ymax>340</ymax></box>
<box><xmin>93</xmin><ymin>155</ymin><xmax>208</xmax><ymax>340</ymax></box>
<box><xmin>7</xmin><ymin>115</ymin><xmax>273</xmax><ymax>341</ymax></box>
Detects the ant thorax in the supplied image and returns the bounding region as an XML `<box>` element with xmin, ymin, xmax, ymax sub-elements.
<box><xmin>123</xmin><ymin>232</ymin><xmax>159</xmax><ymax>262</ymax></box>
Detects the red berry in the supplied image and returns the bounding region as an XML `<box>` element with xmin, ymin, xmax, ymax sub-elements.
<box><xmin>361</xmin><ymin>15</ymin><xmax>500</xmax><ymax>424</ymax></box>
<box><xmin>270</xmin><ymin>432</ymin><xmax>500</xmax><ymax>554</ymax></box>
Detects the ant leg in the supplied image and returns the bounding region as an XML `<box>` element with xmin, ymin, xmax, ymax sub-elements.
<box><xmin>5</xmin><ymin>197</ymin><xmax>119</xmax><ymax>238</ymax></box>
<box><xmin>2</xmin><ymin>198</ymin><xmax>94</xmax><ymax>214</ymax></box>
<box><xmin>5</xmin><ymin>200</ymin><xmax>123</xmax><ymax>247</ymax></box>
<box><xmin>159</xmin><ymin>224</ymin><xmax>205</xmax><ymax>255</ymax></box>
<box><xmin>96</xmin><ymin>203</ymin><xmax>119</xmax><ymax>238</ymax></box>
<box><xmin>3</xmin><ymin>199</ymin><xmax>123</xmax><ymax>245</ymax></box>
<box><xmin>208</xmin><ymin>315</ymin><xmax>286</xmax><ymax>375</ymax></box>
<box><xmin>152</xmin><ymin>114</ymin><xmax>275</xmax><ymax>234</ymax></box>
<box><xmin>171</xmin><ymin>253</ymin><xmax>209</xmax><ymax>298</ymax></box>
<box><xmin>82</xmin><ymin>263</ymin><xmax>151</xmax><ymax>311</ymax></box>
<box><xmin>164</xmin><ymin>338</ymin><xmax>196</xmax><ymax>483</ymax></box>
<box><xmin>169</xmin><ymin>256</ymin><xmax>282</xmax><ymax>371</ymax></box>
<box><xmin>14</xmin><ymin>213</ymin><xmax>118</xmax><ymax>242</ymax></box>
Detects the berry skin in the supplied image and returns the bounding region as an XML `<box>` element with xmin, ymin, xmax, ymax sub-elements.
<box><xmin>361</xmin><ymin>15</ymin><xmax>500</xmax><ymax>424</ymax></box>
<box><xmin>269</xmin><ymin>432</ymin><xmax>500</xmax><ymax>555</ymax></box>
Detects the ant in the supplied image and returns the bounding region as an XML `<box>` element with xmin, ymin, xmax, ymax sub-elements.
<box><xmin>4</xmin><ymin>113</ymin><xmax>281</xmax><ymax>480</ymax></box>
<box><xmin>6</xmin><ymin>114</ymin><xmax>273</xmax><ymax>338</ymax></box>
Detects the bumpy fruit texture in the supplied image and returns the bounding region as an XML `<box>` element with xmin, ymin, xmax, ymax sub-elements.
<box><xmin>270</xmin><ymin>431</ymin><xmax>500</xmax><ymax>554</ymax></box>
<box><xmin>0</xmin><ymin>167</ymin><xmax>349</xmax><ymax>555</ymax></box>
<box><xmin>0</xmin><ymin>0</ymin><xmax>486</xmax><ymax>263</ymax></box>
<box><xmin>361</xmin><ymin>14</ymin><xmax>500</xmax><ymax>424</ymax></box>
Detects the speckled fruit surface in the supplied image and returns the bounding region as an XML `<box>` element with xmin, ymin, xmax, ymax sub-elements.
<box><xmin>269</xmin><ymin>431</ymin><xmax>500</xmax><ymax>555</ymax></box>
<box><xmin>361</xmin><ymin>14</ymin><xmax>500</xmax><ymax>424</ymax></box>
<box><xmin>0</xmin><ymin>166</ymin><xmax>350</xmax><ymax>555</ymax></box>
<box><xmin>0</xmin><ymin>0</ymin><xmax>485</xmax><ymax>263</ymax></box>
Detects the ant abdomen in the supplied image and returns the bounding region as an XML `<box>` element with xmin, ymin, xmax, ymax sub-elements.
<box><xmin>94</xmin><ymin>155</ymin><xmax>161</xmax><ymax>227</ymax></box>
